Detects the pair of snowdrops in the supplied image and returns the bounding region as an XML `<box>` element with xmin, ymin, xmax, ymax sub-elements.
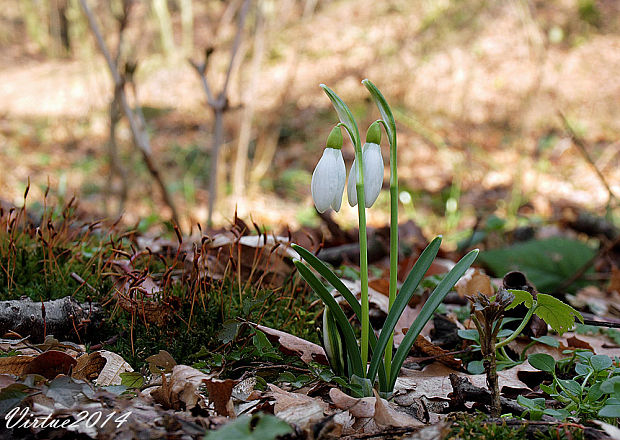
<box><xmin>311</xmin><ymin>122</ymin><xmax>384</xmax><ymax>213</ymax></box>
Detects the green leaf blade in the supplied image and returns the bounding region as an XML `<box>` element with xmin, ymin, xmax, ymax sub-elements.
<box><xmin>294</xmin><ymin>261</ymin><xmax>364</xmax><ymax>377</ymax></box>
<box><xmin>535</xmin><ymin>293</ymin><xmax>583</xmax><ymax>335</ymax></box>
<box><xmin>320</xmin><ymin>84</ymin><xmax>360</xmax><ymax>149</ymax></box>
<box><xmin>528</xmin><ymin>353</ymin><xmax>556</xmax><ymax>373</ymax></box>
<box><xmin>506</xmin><ymin>289</ymin><xmax>533</xmax><ymax>310</ymax></box>
<box><xmin>366</xmin><ymin>236</ymin><xmax>442</xmax><ymax>383</ymax></box>
<box><xmin>362</xmin><ymin>79</ymin><xmax>396</xmax><ymax>149</ymax></box>
<box><xmin>388</xmin><ymin>248</ymin><xmax>479</xmax><ymax>388</ymax></box>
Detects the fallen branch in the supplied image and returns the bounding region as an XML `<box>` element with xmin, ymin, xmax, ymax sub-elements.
<box><xmin>0</xmin><ymin>297</ymin><xmax>103</xmax><ymax>343</ymax></box>
<box><xmin>448</xmin><ymin>373</ymin><xmax>527</xmax><ymax>416</ymax></box>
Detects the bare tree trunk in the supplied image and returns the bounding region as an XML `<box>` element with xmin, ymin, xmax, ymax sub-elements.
<box><xmin>152</xmin><ymin>0</ymin><xmax>176</xmax><ymax>58</ymax></box>
<box><xmin>190</xmin><ymin>0</ymin><xmax>250</xmax><ymax>227</ymax></box>
<box><xmin>179</xmin><ymin>0</ymin><xmax>193</xmax><ymax>55</ymax></box>
<box><xmin>232</xmin><ymin>3</ymin><xmax>265</xmax><ymax>201</ymax></box>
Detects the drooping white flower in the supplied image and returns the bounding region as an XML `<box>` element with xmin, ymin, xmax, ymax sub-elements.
<box><xmin>311</xmin><ymin>148</ymin><xmax>346</xmax><ymax>213</ymax></box>
<box><xmin>347</xmin><ymin>142</ymin><xmax>384</xmax><ymax>208</ymax></box>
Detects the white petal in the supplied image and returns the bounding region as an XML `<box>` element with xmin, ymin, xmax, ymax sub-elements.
<box><xmin>330</xmin><ymin>149</ymin><xmax>346</xmax><ymax>211</ymax></box>
<box><xmin>362</xmin><ymin>143</ymin><xmax>384</xmax><ymax>208</ymax></box>
<box><xmin>311</xmin><ymin>148</ymin><xmax>345</xmax><ymax>213</ymax></box>
<box><xmin>347</xmin><ymin>157</ymin><xmax>358</xmax><ymax>207</ymax></box>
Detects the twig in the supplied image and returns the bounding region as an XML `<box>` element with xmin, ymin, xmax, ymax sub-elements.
<box><xmin>554</xmin><ymin>233</ymin><xmax>620</xmax><ymax>294</ymax></box>
<box><xmin>79</xmin><ymin>0</ymin><xmax>180</xmax><ymax>227</ymax></box>
<box><xmin>559</xmin><ymin>111</ymin><xmax>618</xmax><ymax>209</ymax></box>
<box><xmin>189</xmin><ymin>0</ymin><xmax>250</xmax><ymax>227</ymax></box>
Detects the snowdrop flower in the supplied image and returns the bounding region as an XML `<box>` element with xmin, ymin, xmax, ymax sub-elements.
<box><xmin>347</xmin><ymin>122</ymin><xmax>384</xmax><ymax>208</ymax></box>
<box><xmin>311</xmin><ymin>126</ymin><xmax>346</xmax><ymax>213</ymax></box>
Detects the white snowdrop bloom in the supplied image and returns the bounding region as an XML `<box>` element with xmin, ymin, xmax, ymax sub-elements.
<box><xmin>311</xmin><ymin>147</ymin><xmax>346</xmax><ymax>213</ymax></box>
<box><xmin>347</xmin><ymin>142</ymin><xmax>384</xmax><ymax>208</ymax></box>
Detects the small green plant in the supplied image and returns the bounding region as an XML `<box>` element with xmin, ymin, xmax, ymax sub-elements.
<box><xmin>293</xmin><ymin>81</ymin><xmax>478</xmax><ymax>396</ymax></box>
<box><xmin>524</xmin><ymin>351</ymin><xmax>620</xmax><ymax>421</ymax></box>
<box><xmin>460</xmin><ymin>288</ymin><xmax>584</xmax><ymax>417</ymax></box>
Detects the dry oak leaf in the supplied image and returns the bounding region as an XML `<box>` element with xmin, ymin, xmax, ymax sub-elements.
<box><xmin>0</xmin><ymin>355</ymin><xmax>35</xmax><ymax>376</ymax></box>
<box><xmin>455</xmin><ymin>269</ymin><xmax>494</xmax><ymax>297</ymax></box>
<box><xmin>255</xmin><ymin>324</ymin><xmax>327</xmax><ymax>364</ymax></box>
<box><xmin>394</xmin><ymin>362</ymin><xmax>533</xmax><ymax>403</ymax></box>
<box><xmin>72</xmin><ymin>352</ymin><xmax>107</xmax><ymax>381</ymax></box>
<box><xmin>329</xmin><ymin>388</ymin><xmax>375</xmax><ymax>418</ymax></box>
<box><xmin>95</xmin><ymin>350</ymin><xmax>133</xmax><ymax>386</ymax></box>
<box><xmin>412</xmin><ymin>335</ymin><xmax>463</xmax><ymax>369</ymax></box>
<box><xmin>204</xmin><ymin>377</ymin><xmax>237</xmax><ymax>417</ymax></box>
<box><xmin>146</xmin><ymin>350</ymin><xmax>177</xmax><ymax>374</ymax></box>
<box><xmin>560</xmin><ymin>332</ymin><xmax>620</xmax><ymax>358</ymax></box>
<box><xmin>372</xmin><ymin>389</ymin><xmax>424</xmax><ymax>429</ymax></box>
<box><xmin>267</xmin><ymin>384</ymin><xmax>327</xmax><ymax>428</ymax></box>
<box><xmin>23</xmin><ymin>350</ymin><xmax>77</xmax><ymax>379</ymax></box>
<box><xmin>152</xmin><ymin>365</ymin><xmax>210</xmax><ymax>411</ymax></box>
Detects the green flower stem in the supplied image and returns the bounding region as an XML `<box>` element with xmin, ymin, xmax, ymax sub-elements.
<box><xmin>355</xmin><ymin>151</ymin><xmax>369</xmax><ymax>376</ymax></box>
<box><xmin>496</xmin><ymin>303</ymin><xmax>537</xmax><ymax>350</ymax></box>
<box><xmin>376</xmin><ymin>118</ymin><xmax>398</xmax><ymax>381</ymax></box>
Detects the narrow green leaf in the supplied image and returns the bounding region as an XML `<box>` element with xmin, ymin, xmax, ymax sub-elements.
<box><xmin>367</xmin><ymin>236</ymin><xmax>441</xmax><ymax>383</ymax></box>
<box><xmin>323</xmin><ymin>307</ymin><xmax>347</xmax><ymax>377</ymax></box>
<box><xmin>292</xmin><ymin>243</ymin><xmax>388</xmax><ymax>388</ymax></box>
<box><xmin>388</xmin><ymin>248</ymin><xmax>479</xmax><ymax>388</ymax></box>
<box><xmin>292</xmin><ymin>244</ymin><xmax>361</xmax><ymax>315</ymax></box>
<box><xmin>528</xmin><ymin>353</ymin><xmax>556</xmax><ymax>373</ymax></box>
<box><xmin>506</xmin><ymin>289</ymin><xmax>533</xmax><ymax>310</ymax></box>
<box><xmin>294</xmin><ymin>261</ymin><xmax>363</xmax><ymax>377</ymax></box>
<box><xmin>535</xmin><ymin>293</ymin><xmax>583</xmax><ymax>335</ymax></box>
<box><xmin>320</xmin><ymin>84</ymin><xmax>360</xmax><ymax>149</ymax></box>
<box><xmin>362</xmin><ymin>79</ymin><xmax>396</xmax><ymax>149</ymax></box>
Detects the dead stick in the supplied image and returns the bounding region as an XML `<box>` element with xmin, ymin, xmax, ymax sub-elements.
<box><xmin>559</xmin><ymin>111</ymin><xmax>618</xmax><ymax>208</ymax></box>
<box><xmin>554</xmin><ymin>233</ymin><xmax>620</xmax><ymax>294</ymax></box>
<box><xmin>79</xmin><ymin>0</ymin><xmax>180</xmax><ymax>227</ymax></box>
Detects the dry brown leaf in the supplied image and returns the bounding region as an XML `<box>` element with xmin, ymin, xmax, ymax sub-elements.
<box><xmin>267</xmin><ymin>384</ymin><xmax>327</xmax><ymax>427</ymax></box>
<box><xmin>413</xmin><ymin>335</ymin><xmax>463</xmax><ymax>369</ymax></box>
<box><xmin>455</xmin><ymin>269</ymin><xmax>494</xmax><ymax>297</ymax></box>
<box><xmin>368</xmin><ymin>278</ymin><xmax>391</xmax><ymax>296</ymax></box>
<box><xmin>373</xmin><ymin>389</ymin><xmax>424</xmax><ymax>429</ymax></box>
<box><xmin>204</xmin><ymin>377</ymin><xmax>237</xmax><ymax>417</ymax></box>
<box><xmin>23</xmin><ymin>350</ymin><xmax>76</xmax><ymax>379</ymax></box>
<box><xmin>256</xmin><ymin>324</ymin><xmax>327</xmax><ymax>364</ymax></box>
<box><xmin>111</xmin><ymin>260</ymin><xmax>176</xmax><ymax>326</ymax></box>
<box><xmin>95</xmin><ymin>350</ymin><xmax>133</xmax><ymax>386</ymax></box>
<box><xmin>146</xmin><ymin>350</ymin><xmax>177</xmax><ymax>374</ymax></box>
<box><xmin>72</xmin><ymin>352</ymin><xmax>107</xmax><ymax>381</ymax></box>
<box><xmin>0</xmin><ymin>355</ymin><xmax>34</xmax><ymax>375</ymax></box>
<box><xmin>560</xmin><ymin>332</ymin><xmax>620</xmax><ymax>358</ymax></box>
<box><xmin>508</xmin><ymin>336</ymin><xmax>564</xmax><ymax>360</ymax></box>
<box><xmin>209</xmin><ymin>234</ymin><xmax>297</xmax><ymax>289</ymax></box>
<box><xmin>329</xmin><ymin>388</ymin><xmax>375</xmax><ymax>418</ymax></box>
<box><xmin>608</xmin><ymin>267</ymin><xmax>620</xmax><ymax>294</ymax></box>
<box><xmin>160</xmin><ymin>365</ymin><xmax>210</xmax><ymax>411</ymax></box>
<box><xmin>394</xmin><ymin>362</ymin><xmax>533</xmax><ymax>402</ymax></box>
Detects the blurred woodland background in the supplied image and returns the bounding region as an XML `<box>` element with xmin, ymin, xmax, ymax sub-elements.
<box><xmin>0</xmin><ymin>0</ymin><xmax>618</xmax><ymax>244</ymax></box>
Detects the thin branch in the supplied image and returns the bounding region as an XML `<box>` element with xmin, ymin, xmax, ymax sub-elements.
<box><xmin>79</xmin><ymin>0</ymin><xmax>180</xmax><ymax>227</ymax></box>
<box><xmin>221</xmin><ymin>0</ymin><xmax>250</xmax><ymax>98</ymax></box>
<box><xmin>559</xmin><ymin>111</ymin><xmax>618</xmax><ymax>208</ymax></box>
<box><xmin>188</xmin><ymin>0</ymin><xmax>251</xmax><ymax>227</ymax></box>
